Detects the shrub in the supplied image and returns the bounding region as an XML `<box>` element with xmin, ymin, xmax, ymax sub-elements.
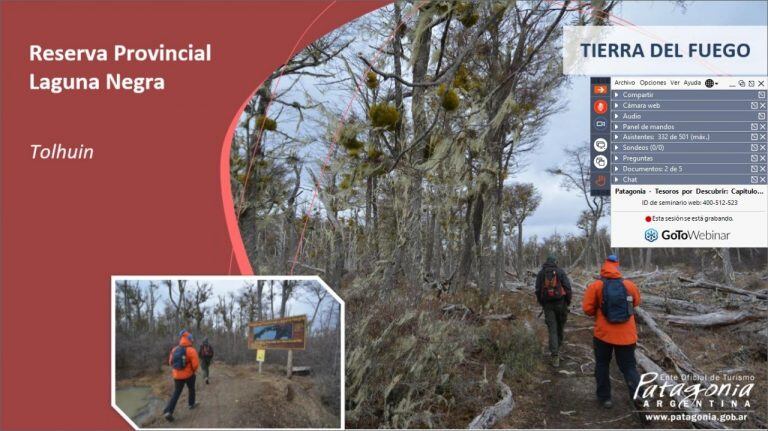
<box><xmin>457</xmin><ymin>2</ymin><xmax>479</xmax><ymax>27</ymax></box>
<box><xmin>369</xmin><ymin>103</ymin><xmax>400</xmax><ymax>131</ymax></box>
<box><xmin>365</xmin><ymin>71</ymin><xmax>379</xmax><ymax>89</ymax></box>
<box><xmin>438</xmin><ymin>84</ymin><xmax>460</xmax><ymax>111</ymax></box>
<box><xmin>256</xmin><ymin>115</ymin><xmax>277</xmax><ymax>131</ymax></box>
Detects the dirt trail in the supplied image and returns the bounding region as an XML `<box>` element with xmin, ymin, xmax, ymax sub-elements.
<box><xmin>535</xmin><ymin>313</ymin><xmax>640</xmax><ymax>429</ymax></box>
<box><xmin>119</xmin><ymin>363</ymin><xmax>339</xmax><ymax>429</ymax></box>
<box><xmin>498</xmin><ymin>283</ymin><xmax>666</xmax><ymax>429</ymax></box>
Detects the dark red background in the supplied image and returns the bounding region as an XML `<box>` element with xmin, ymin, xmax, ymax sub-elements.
<box><xmin>0</xmin><ymin>1</ymin><xmax>386</xmax><ymax>429</ymax></box>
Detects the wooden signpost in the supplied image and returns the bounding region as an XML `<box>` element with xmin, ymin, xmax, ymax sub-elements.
<box><xmin>247</xmin><ymin>315</ymin><xmax>307</xmax><ymax>378</ymax></box>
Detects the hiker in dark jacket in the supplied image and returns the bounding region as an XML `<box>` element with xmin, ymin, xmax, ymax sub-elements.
<box><xmin>535</xmin><ymin>255</ymin><xmax>573</xmax><ymax>367</ymax></box>
<box><xmin>199</xmin><ymin>337</ymin><xmax>214</xmax><ymax>384</ymax></box>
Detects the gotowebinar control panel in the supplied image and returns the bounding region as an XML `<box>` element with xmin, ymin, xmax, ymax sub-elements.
<box><xmin>589</xmin><ymin>76</ymin><xmax>768</xmax><ymax>248</ymax></box>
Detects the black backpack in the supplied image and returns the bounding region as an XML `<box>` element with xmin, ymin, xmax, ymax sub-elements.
<box><xmin>541</xmin><ymin>269</ymin><xmax>566</xmax><ymax>302</ymax></box>
<box><xmin>600</xmin><ymin>278</ymin><xmax>632</xmax><ymax>323</ymax></box>
<box><xmin>171</xmin><ymin>346</ymin><xmax>187</xmax><ymax>370</ymax></box>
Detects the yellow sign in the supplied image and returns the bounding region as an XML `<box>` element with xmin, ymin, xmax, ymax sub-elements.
<box><xmin>256</xmin><ymin>349</ymin><xmax>266</xmax><ymax>362</ymax></box>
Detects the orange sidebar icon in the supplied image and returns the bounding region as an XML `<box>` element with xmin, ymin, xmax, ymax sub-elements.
<box><xmin>593</xmin><ymin>84</ymin><xmax>608</xmax><ymax>95</ymax></box>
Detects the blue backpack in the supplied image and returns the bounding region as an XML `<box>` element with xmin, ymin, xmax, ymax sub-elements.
<box><xmin>600</xmin><ymin>278</ymin><xmax>632</xmax><ymax>323</ymax></box>
<box><xmin>171</xmin><ymin>346</ymin><xmax>187</xmax><ymax>370</ymax></box>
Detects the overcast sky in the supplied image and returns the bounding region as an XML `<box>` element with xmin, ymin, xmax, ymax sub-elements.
<box><xmin>250</xmin><ymin>1</ymin><xmax>767</xmax><ymax>242</ymax></box>
<box><xmin>124</xmin><ymin>278</ymin><xmax>339</xmax><ymax>332</ymax></box>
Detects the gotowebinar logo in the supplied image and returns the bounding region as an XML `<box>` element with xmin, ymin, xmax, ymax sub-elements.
<box><xmin>644</xmin><ymin>228</ymin><xmax>731</xmax><ymax>242</ymax></box>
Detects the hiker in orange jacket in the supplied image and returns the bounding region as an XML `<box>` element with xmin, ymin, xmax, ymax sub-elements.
<box><xmin>163</xmin><ymin>330</ymin><xmax>200</xmax><ymax>422</ymax></box>
<box><xmin>582</xmin><ymin>255</ymin><xmax>641</xmax><ymax>410</ymax></box>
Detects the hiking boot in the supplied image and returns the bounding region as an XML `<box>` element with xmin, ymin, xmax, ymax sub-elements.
<box><xmin>601</xmin><ymin>399</ymin><xmax>613</xmax><ymax>409</ymax></box>
<box><xmin>189</xmin><ymin>402</ymin><xmax>200</xmax><ymax>410</ymax></box>
<box><xmin>164</xmin><ymin>413</ymin><xmax>174</xmax><ymax>422</ymax></box>
<box><xmin>205</xmin><ymin>378</ymin><xmax>210</xmax><ymax>384</ymax></box>
<box><xmin>551</xmin><ymin>355</ymin><xmax>560</xmax><ymax>368</ymax></box>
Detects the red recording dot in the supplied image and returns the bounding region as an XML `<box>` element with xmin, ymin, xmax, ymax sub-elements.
<box><xmin>645</xmin><ymin>216</ymin><xmax>652</xmax><ymax>222</ymax></box>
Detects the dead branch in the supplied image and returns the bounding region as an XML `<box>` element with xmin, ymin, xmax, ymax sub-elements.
<box><xmin>291</xmin><ymin>262</ymin><xmax>326</xmax><ymax>274</ymax></box>
<box><xmin>678</xmin><ymin>276</ymin><xmax>768</xmax><ymax>300</ymax></box>
<box><xmin>467</xmin><ymin>364</ymin><xmax>514</xmax><ymax>429</ymax></box>
<box><xmin>442</xmin><ymin>303</ymin><xmax>514</xmax><ymax>322</ymax></box>
<box><xmin>442</xmin><ymin>303</ymin><xmax>474</xmax><ymax>321</ymax></box>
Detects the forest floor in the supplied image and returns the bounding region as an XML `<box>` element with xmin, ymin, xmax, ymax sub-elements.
<box><xmin>493</xmin><ymin>267</ymin><xmax>766</xmax><ymax>429</ymax></box>
<box><xmin>116</xmin><ymin>362</ymin><xmax>340</xmax><ymax>429</ymax></box>
<box><xmin>343</xmin><ymin>265</ymin><xmax>767</xmax><ymax>429</ymax></box>
<box><xmin>496</xmin><ymin>294</ymin><xmax>650</xmax><ymax>429</ymax></box>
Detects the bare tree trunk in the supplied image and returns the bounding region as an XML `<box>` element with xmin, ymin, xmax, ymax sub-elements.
<box><xmin>455</xmin><ymin>196</ymin><xmax>475</xmax><ymax>289</ymax></box>
<box><xmin>269</xmin><ymin>282</ymin><xmax>275</xmax><ymax>319</ymax></box>
<box><xmin>239</xmin><ymin>78</ymin><xmax>273</xmax><ymax>270</ymax></box>
<box><xmin>408</xmin><ymin>13</ymin><xmax>431</xmax><ymax>285</ymax></box>
<box><xmin>281</xmin><ymin>165</ymin><xmax>301</xmax><ymax>272</ymax></box>
<box><xmin>516</xmin><ymin>222</ymin><xmax>524</xmax><ymax>276</ymax></box>
<box><xmin>718</xmin><ymin>248</ymin><xmax>735</xmax><ymax>285</ymax></box>
<box><xmin>644</xmin><ymin>248</ymin><xmax>653</xmax><ymax>272</ymax></box>
<box><xmin>493</xmin><ymin>156</ymin><xmax>504</xmax><ymax>291</ymax></box>
<box><xmin>433</xmin><ymin>210</ymin><xmax>443</xmax><ymax>281</ymax></box>
<box><xmin>424</xmin><ymin>210</ymin><xmax>436</xmax><ymax>278</ymax></box>
<box><xmin>256</xmin><ymin>281</ymin><xmax>263</xmax><ymax>320</ymax></box>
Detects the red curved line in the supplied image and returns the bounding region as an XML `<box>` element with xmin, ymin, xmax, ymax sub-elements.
<box><xmin>290</xmin><ymin>0</ymin><xmax>429</xmax><ymax>275</ymax></box>
<box><xmin>221</xmin><ymin>0</ymin><xmax>338</xmax><ymax>276</ymax></box>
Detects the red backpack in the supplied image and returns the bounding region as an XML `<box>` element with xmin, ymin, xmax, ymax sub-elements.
<box><xmin>541</xmin><ymin>269</ymin><xmax>566</xmax><ymax>301</ymax></box>
<box><xmin>200</xmin><ymin>344</ymin><xmax>213</xmax><ymax>358</ymax></box>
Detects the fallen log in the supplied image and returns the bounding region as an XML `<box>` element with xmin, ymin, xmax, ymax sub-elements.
<box><xmin>635</xmin><ymin>307</ymin><xmax>748</xmax><ymax>416</ymax></box>
<box><xmin>290</xmin><ymin>366</ymin><xmax>311</xmax><ymax>376</ymax></box>
<box><xmin>634</xmin><ymin>350</ymin><xmax>725</xmax><ymax>429</ymax></box>
<box><xmin>467</xmin><ymin>364</ymin><xmax>514</xmax><ymax>429</ymax></box>
<box><xmin>678</xmin><ymin>276</ymin><xmax>768</xmax><ymax>300</ymax></box>
<box><xmin>661</xmin><ymin>310</ymin><xmax>756</xmax><ymax>327</ymax></box>
<box><xmin>634</xmin><ymin>307</ymin><xmax>704</xmax><ymax>380</ymax></box>
<box><xmin>623</xmin><ymin>268</ymin><xmax>661</xmax><ymax>279</ymax></box>
<box><xmin>641</xmin><ymin>294</ymin><xmax>718</xmax><ymax>314</ymax></box>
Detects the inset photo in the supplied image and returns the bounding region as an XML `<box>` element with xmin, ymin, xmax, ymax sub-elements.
<box><xmin>111</xmin><ymin>276</ymin><xmax>343</xmax><ymax>430</ymax></box>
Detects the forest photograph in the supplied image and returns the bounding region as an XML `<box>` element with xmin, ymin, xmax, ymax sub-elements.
<box><xmin>112</xmin><ymin>276</ymin><xmax>342</xmax><ymax>429</ymax></box>
<box><xmin>228</xmin><ymin>0</ymin><xmax>767</xmax><ymax>429</ymax></box>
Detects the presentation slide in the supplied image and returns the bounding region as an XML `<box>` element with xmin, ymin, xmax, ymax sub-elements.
<box><xmin>1</xmin><ymin>1</ymin><xmax>766</xmax><ymax>430</ymax></box>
